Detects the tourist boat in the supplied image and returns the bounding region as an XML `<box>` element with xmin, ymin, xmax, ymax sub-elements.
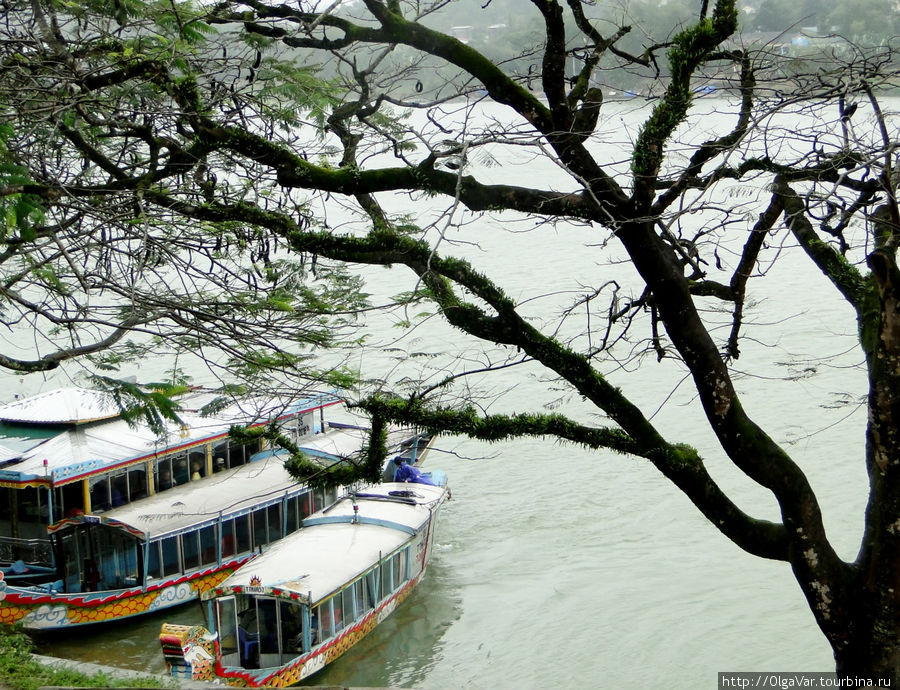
<box><xmin>160</xmin><ymin>476</ymin><xmax>449</xmax><ymax>687</ymax></box>
<box><xmin>0</xmin><ymin>388</ymin><xmax>434</xmax><ymax>630</ymax></box>
<box><xmin>0</xmin><ymin>387</ymin><xmax>340</xmax><ymax>571</ymax></box>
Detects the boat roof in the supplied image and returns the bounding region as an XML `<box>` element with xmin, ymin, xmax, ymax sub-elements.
<box><xmin>0</xmin><ymin>389</ymin><xmax>340</xmax><ymax>485</ymax></box>
<box><xmin>49</xmin><ymin>427</ymin><xmax>423</xmax><ymax>540</ymax></box>
<box><xmin>0</xmin><ymin>387</ymin><xmax>120</xmax><ymax>425</ymax></box>
<box><xmin>206</xmin><ymin>481</ymin><xmax>448</xmax><ymax>604</ymax></box>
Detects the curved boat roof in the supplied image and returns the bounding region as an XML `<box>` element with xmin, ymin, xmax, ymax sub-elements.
<box><xmin>0</xmin><ymin>388</ymin><xmax>120</xmax><ymax>425</ymax></box>
<box><xmin>49</xmin><ymin>427</ymin><xmax>426</xmax><ymax>540</ymax></box>
<box><xmin>0</xmin><ymin>389</ymin><xmax>340</xmax><ymax>484</ymax></box>
<box><xmin>206</xmin><ymin>482</ymin><xmax>448</xmax><ymax>604</ymax></box>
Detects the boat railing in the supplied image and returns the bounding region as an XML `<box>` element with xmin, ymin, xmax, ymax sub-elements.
<box><xmin>0</xmin><ymin>535</ymin><xmax>53</xmax><ymax>568</ymax></box>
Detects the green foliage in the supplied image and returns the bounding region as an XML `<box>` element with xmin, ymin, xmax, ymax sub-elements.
<box><xmin>0</xmin><ymin>625</ymin><xmax>169</xmax><ymax>689</ymax></box>
<box><xmin>0</xmin><ymin>124</ymin><xmax>44</xmax><ymax>241</ymax></box>
<box><xmin>230</xmin><ymin>419</ymin><xmax>382</xmax><ymax>489</ymax></box>
<box><xmin>87</xmin><ymin>376</ymin><xmax>188</xmax><ymax>434</ymax></box>
<box><xmin>256</xmin><ymin>60</ymin><xmax>340</xmax><ymax>130</ymax></box>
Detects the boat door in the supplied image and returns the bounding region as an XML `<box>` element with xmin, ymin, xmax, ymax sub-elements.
<box><xmin>214</xmin><ymin>596</ymin><xmax>241</xmax><ymax>668</ymax></box>
<box><xmin>254</xmin><ymin>596</ymin><xmax>280</xmax><ymax>669</ymax></box>
<box><xmin>228</xmin><ymin>595</ymin><xmax>279</xmax><ymax>669</ymax></box>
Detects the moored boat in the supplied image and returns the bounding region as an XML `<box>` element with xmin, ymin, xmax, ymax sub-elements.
<box><xmin>160</xmin><ymin>475</ymin><xmax>450</xmax><ymax>687</ymax></box>
<box><xmin>0</xmin><ymin>387</ymin><xmax>339</xmax><ymax>569</ymax></box>
<box><xmin>0</xmin><ymin>401</ymin><xmax>433</xmax><ymax>630</ymax></box>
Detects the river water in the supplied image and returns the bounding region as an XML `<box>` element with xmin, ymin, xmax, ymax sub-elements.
<box><xmin>9</xmin><ymin>97</ymin><xmax>882</xmax><ymax>688</ymax></box>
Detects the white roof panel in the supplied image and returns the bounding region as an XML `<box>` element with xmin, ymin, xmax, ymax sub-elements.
<box><xmin>0</xmin><ymin>442</ymin><xmax>20</xmax><ymax>463</ymax></box>
<box><xmin>0</xmin><ymin>388</ymin><xmax>119</xmax><ymax>424</ymax></box>
<box><xmin>96</xmin><ymin>455</ymin><xmax>312</xmax><ymax>539</ymax></box>
<box><xmin>0</xmin><ymin>389</ymin><xmax>342</xmax><ymax>483</ymax></box>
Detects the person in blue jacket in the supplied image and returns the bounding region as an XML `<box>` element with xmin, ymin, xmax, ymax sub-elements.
<box><xmin>392</xmin><ymin>457</ymin><xmax>436</xmax><ymax>485</ymax></box>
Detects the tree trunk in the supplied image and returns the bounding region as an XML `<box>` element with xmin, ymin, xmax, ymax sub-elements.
<box><xmin>832</xmin><ymin>613</ymin><xmax>900</xmax><ymax>686</ymax></box>
<box><xmin>832</xmin><ymin>208</ymin><xmax>900</xmax><ymax>684</ymax></box>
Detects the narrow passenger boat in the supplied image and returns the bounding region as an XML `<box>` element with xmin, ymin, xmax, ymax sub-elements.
<box><xmin>0</xmin><ymin>387</ymin><xmax>340</xmax><ymax>571</ymax></box>
<box><xmin>0</xmin><ymin>388</ymin><xmax>433</xmax><ymax>630</ymax></box>
<box><xmin>160</xmin><ymin>476</ymin><xmax>449</xmax><ymax>687</ymax></box>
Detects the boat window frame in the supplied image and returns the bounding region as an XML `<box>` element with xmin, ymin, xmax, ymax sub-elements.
<box><xmin>341</xmin><ymin>586</ymin><xmax>355</xmax><ymax>626</ymax></box>
<box><xmin>160</xmin><ymin>534</ymin><xmax>181</xmax><ymax>576</ymax></box>
<box><xmin>266</xmin><ymin>503</ymin><xmax>281</xmax><ymax>544</ymax></box>
<box><xmin>278</xmin><ymin>598</ymin><xmax>306</xmax><ymax>662</ymax></box>
<box><xmin>182</xmin><ymin>530</ymin><xmax>201</xmax><ymax>571</ymax></box>
<box><xmin>51</xmin><ymin>522</ymin><xmax>144</xmax><ymax>592</ymax></box>
<box><xmin>216</xmin><ymin>595</ymin><xmax>240</xmax><ymax>666</ymax></box>
<box><xmin>198</xmin><ymin>523</ymin><xmax>217</xmax><ymax>566</ymax></box>
<box><xmin>251</xmin><ymin>507</ymin><xmax>268</xmax><ymax>549</ymax></box>
<box><xmin>380</xmin><ymin>554</ymin><xmax>392</xmax><ymax>596</ymax></box>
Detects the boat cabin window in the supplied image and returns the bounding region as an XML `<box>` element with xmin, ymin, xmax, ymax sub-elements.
<box><xmin>252</xmin><ymin>508</ymin><xmax>268</xmax><ymax>548</ymax></box>
<box><xmin>353</xmin><ymin>577</ymin><xmax>370</xmax><ymax>617</ymax></box>
<box><xmin>312</xmin><ymin>488</ymin><xmax>326</xmax><ymax>514</ymax></box>
<box><xmin>182</xmin><ymin>532</ymin><xmax>200</xmax><ymax>571</ymax></box>
<box><xmin>89</xmin><ymin>477</ymin><xmax>111</xmax><ymax>511</ymax></box>
<box><xmin>146</xmin><ymin>541</ymin><xmax>161</xmax><ymax>579</ymax></box>
<box><xmin>216</xmin><ymin>596</ymin><xmax>239</xmax><ymax>661</ymax></box>
<box><xmin>285</xmin><ymin>495</ymin><xmax>299</xmax><ymax>533</ymax></box>
<box><xmin>54</xmin><ymin>523</ymin><xmax>141</xmax><ymax>592</ymax></box>
<box><xmin>219</xmin><ymin>516</ymin><xmax>252</xmax><ymax>558</ymax></box>
<box><xmin>54</xmin><ymin>483</ymin><xmax>83</xmax><ymax>520</ymax></box>
<box><xmin>147</xmin><ymin>517</ymin><xmax>254</xmax><ymax>580</ymax></box>
<box><xmin>332</xmin><ymin>595</ymin><xmax>344</xmax><ymax>633</ymax></box>
<box><xmin>155</xmin><ymin>457</ymin><xmax>176</xmax><ymax>491</ymax></box>
<box><xmin>172</xmin><ymin>455</ymin><xmax>190</xmax><ymax>486</ymax></box>
<box><xmin>380</xmin><ymin>557</ymin><xmax>393</xmax><ymax>596</ymax></box>
<box><xmin>251</xmin><ymin>503</ymin><xmax>284</xmax><ymax>549</ymax></box>
<box><xmin>218</xmin><ymin>594</ymin><xmax>309</xmax><ymax>669</ymax></box>
<box><xmin>280</xmin><ymin>600</ymin><xmax>305</xmax><ymax>656</ymax></box>
<box><xmin>211</xmin><ymin>440</ymin><xmax>228</xmax><ymax>472</ymax></box>
<box><xmin>127</xmin><ymin>467</ymin><xmax>147</xmax><ymax>502</ymax></box>
<box><xmin>376</xmin><ymin>547</ymin><xmax>410</xmax><ymax>599</ymax></box>
<box><xmin>315</xmin><ymin>600</ymin><xmax>334</xmax><ymax>642</ymax></box>
<box><xmin>230</xmin><ymin>438</ymin><xmax>260</xmax><ymax>468</ymax></box>
<box><xmin>266</xmin><ymin>504</ymin><xmax>281</xmax><ymax>543</ymax></box>
<box><xmin>199</xmin><ymin>525</ymin><xmax>217</xmax><ymax>565</ymax></box>
<box><xmin>57</xmin><ymin>531</ymin><xmax>79</xmax><ymax>592</ymax></box>
<box><xmin>161</xmin><ymin>535</ymin><xmax>180</xmax><ymax>576</ymax></box>
<box><xmin>4</xmin><ymin>486</ymin><xmax>53</xmax><ymax>554</ymax></box>
<box><xmin>188</xmin><ymin>448</ymin><xmax>206</xmax><ymax>480</ymax></box>
<box><xmin>221</xmin><ymin>520</ymin><xmax>236</xmax><ymax>558</ymax></box>
<box><xmin>257</xmin><ymin>597</ymin><xmax>279</xmax><ymax>668</ymax></box>
<box><xmin>396</xmin><ymin>549</ymin><xmax>409</xmax><ymax>583</ymax></box>
<box><xmin>300</xmin><ymin>493</ymin><xmax>314</xmax><ymax>520</ymax></box>
<box><xmin>341</xmin><ymin>587</ymin><xmax>355</xmax><ymax>626</ymax></box>
<box><xmin>237</xmin><ymin>515</ymin><xmax>251</xmax><ymax>552</ymax></box>
<box><xmin>365</xmin><ymin>569</ymin><xmax>379</xmax><ymax>605</ymax></box>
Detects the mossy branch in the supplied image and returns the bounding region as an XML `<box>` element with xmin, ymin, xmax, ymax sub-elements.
<box><xmin>230</xmin><ymin>416</ymin><xmax>388</xmax><ymax>489</ymax></box>
<box><xmin>631</xmin><ymin>0</ymin><xmax>737</xmax><ymax>205</ymax></box>
<box><xmin>360</xmin><ymin>393</ymin><xmax>790</xmax><ymax>560</ymax></box>
<box><xmin>360</xmin><ymin>393</ymin><xmax>641</xmax><ymax>454</ymax></box>
<box><xmin>774</xmin><ymin>177</ymin><xmax>867</xmax><ymax>310</ymax></box>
